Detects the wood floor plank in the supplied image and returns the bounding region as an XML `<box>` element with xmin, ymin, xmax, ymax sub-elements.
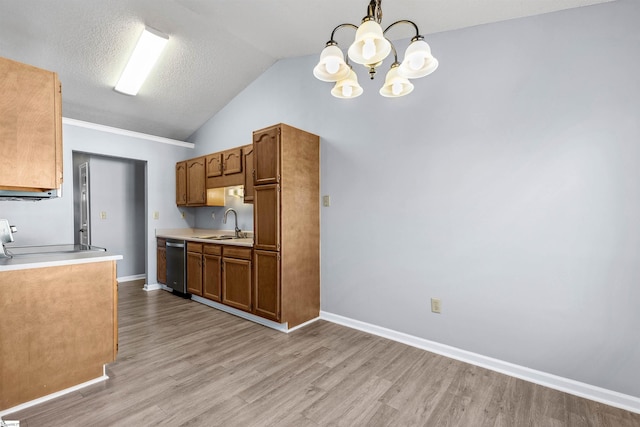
<box><xmin>6</xmin><ymin>283</ymin><xmax>640</xmax><ymax>426</ymax></box>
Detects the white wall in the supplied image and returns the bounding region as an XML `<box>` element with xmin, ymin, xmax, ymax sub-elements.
<box><xmin>0</xmin><ymin>122</ymin><xmax>195</xmax><ymax>284</ymax></box>
<box><xmin>188</xmin><ymin>0</ymin><xmax>640</xmax><ymax>398</ymax></box>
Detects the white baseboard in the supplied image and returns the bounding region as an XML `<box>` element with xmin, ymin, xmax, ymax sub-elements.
<box><xmin>117</xmin><ymin>274</ymin><xmax>146</xmax><ymax>283</ymax></box>
<box><xmin>0</xmin><ymin>369</ymin><xmax>108</xmax><ymax>418</ymax></box>
<box><xmin>191</xmin><ymin>295</ymin><xmax>293</xmax><ymax>332</ymax></box>
<box><xmin>142</xmin><ymin>283</ymin><xmax>163</xmax><ymax>291</ymax></box>
<box><xmin>320</xmin><ymin>311</ymin><xmax>640</xmax><ymax>415</ymax></box>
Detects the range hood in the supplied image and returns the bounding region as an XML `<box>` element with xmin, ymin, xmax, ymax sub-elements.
<box><xmin>0</xmin><ymin>188</ymin><xmax>60</xmax><ymax>201</ymax></box>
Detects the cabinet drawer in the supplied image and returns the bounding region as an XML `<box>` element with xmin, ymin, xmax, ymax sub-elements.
<box><xmin>223</xmin><ymin>246</ymin><xmax>252</xmax><ymax>260</ymax></box>
<box><xmin>187</xmin><ymin>242</ymin><xmax>203</xmax><ymax>253</ymax></box>
<box><xmin>204</xmin><ymin>244</ymin><xmax>222</xmax><ymax>255</ymax></box>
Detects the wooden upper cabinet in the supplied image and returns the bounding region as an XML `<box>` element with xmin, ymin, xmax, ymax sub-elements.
<box><xmin>176</xmin><ymin>161</ymin><xmax>187</xmax><ymax>206</ymax></box>
<box><xmin>0</xmin><ymin>56</ymin><xmax>63</xmax><ymax>191</ymax></box>
<box><xmin>205</xmin><ymin>147</ymin><xmax>243</xmax><ymax>189</ymax></box>
<box><xmin>206</xmin><ymin>153</ymin><xmax>222</xmax><ymax>178</ymax></box>
<box><xmin>253</xmin><ymin>126</ymin><xmax>280</xmax><ymax>185</ymax></box>
<box><xmin>186</xmin><ymin>157</ymin><xmax>206</xmax><ymax>205</ymax></box>
<box><xmin>254</xmin><ymin>184</ymin><xmax>280</xmax><ymax>251</ymax></box>
<box><xmin>222</xmin><ymin>148</ymin><xmax>242</xmax><ymax>175</ymax></box>
<box><xmin>243</xmin><ymin>144</ymin><xmax>254</xmax><ymax>203</ymax></box>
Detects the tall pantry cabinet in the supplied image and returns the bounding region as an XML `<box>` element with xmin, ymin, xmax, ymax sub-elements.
<box><xmin>252</xmin><ymin>124</ymin><xmax>320</xmax><ymax>328</ymax></box>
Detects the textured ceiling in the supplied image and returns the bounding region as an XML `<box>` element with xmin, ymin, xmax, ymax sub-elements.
<box><xmin>0</xmin><ymin>0</ymin><xmax>614</xmax><ymax>141</ymax></box>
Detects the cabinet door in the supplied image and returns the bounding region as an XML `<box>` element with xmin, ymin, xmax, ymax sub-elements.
<box><xmin>222</xmin><ymin>257</ymin><xmax>252</xmax><ymax>312</ymax></box>
<box><xmin>254</xmin><ymin>184</ymin><xmax>280</xmax><ymax>251</ymax></box>
<box><xmin>223</xmin><ymin>148</ymin><xmax>242</xmax><ymax>175</ymax></box>
<box><xmin>157</xmin><ymin>239</ymin><xmax>166</xmax><ymax>285</ymax></box>
<box><xmin>206</xmin><ymin>153</ymin><xmax>222</xmax><ymax>178</ymax></box>
<box><xmin>186</xmin><ymin>157</ymin><xmax>206</xmax><ymax>205</ymax></box>
<box><xmin>203</xmin><ymin>253</ymin><xmax>222</xmax><ymax>302</ymax></box>
<box><xmin>186</xmin><ymin>251</ymin><xmax>203</xmax><ymax>296</ymax></box>
<box><xmin>176</xmin><ymin>162</ymin><xmax>187</xmax><ymax>205</ymax></box>
<box><xmin>243</xmin><ymin>144</ymin><xmax>254</xmax><ymax>203</ymax></box>
<box><xmin>254</xmin><ymin>250</ymin><xmax>280</xmax><ymax>322</ymax></box>
<box><xmin>253</xmin><ymin>126</ymin><xmax>280</xmax><ymax>185</ymax></box>
<box><xmin>0</xmin><ymin>57</ymin><xmax>62</xmax><ymax>190</ymax></box>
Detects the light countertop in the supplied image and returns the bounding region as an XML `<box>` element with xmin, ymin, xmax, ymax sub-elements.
<box><xmin>155</xmin><ymin>228</ymin><xmax>254</xmax><ymax>247</ymax></box>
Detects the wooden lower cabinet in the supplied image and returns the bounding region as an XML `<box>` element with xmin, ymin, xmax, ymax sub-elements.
<box><xmin>0</xmin><ymin>260</ymin><xmax>117</xmax><ymax>411</ymax></box>
<box><xmin>157</xmin><ymin>238</ymin><xmax>166</xmax><ymax>285</ymax></box>
<box><xmin>222</xmin><ymin>246</ymin><xmax>252</xmax><ymax>312</ymax></box>
<box><xmin>253</xmin><ymin>250</ymin><xmax>280</xmax><ymax>322</ymax></box>
<box><xmin>186</xmin><ymin>242</ymin><xmax>203</xmax><ymax>296</ymax></box>
<box><xmin>203</xmin><ymin>245</ymin><xmax>222</xmax><ymax>302</ymax></box>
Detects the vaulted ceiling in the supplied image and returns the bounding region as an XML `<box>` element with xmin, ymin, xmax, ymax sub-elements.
<box><xmin>0</xmin><ymin>0</ymin><xmax>614</xmax><ymax>141</ymax></box>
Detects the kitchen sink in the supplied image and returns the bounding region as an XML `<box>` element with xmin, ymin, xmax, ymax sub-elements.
<box><xmin>196</xmin><ymin>235</ymin><xmax>236</xmax><ymax>240</ymax></box>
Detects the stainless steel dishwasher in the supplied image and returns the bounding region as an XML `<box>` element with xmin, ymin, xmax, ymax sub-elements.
<box><xmin>165</xmin><ymin>239</ymin><xmax>187</xmax><ymax>295</ymax></box>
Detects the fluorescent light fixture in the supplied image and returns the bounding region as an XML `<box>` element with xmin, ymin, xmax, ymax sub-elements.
<box><xmin>115</xmin><ymin>27</ymin><xmax>169</xmax><ymax>96</ymax></box>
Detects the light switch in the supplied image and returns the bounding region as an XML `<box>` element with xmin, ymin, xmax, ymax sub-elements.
<box><xmin>431</xmin><ymin>298</ymin><xmax>441</xmax><ymax>314</ymax></box>
<box><xmin>153</xmin><ymin>211</ymin><xmax>160</xmax><ymax>220</ymax></box>
<box><xmin>100</xmin><ymin>211</ymin><xmax>107</xmax><ymax>220</ymax></box>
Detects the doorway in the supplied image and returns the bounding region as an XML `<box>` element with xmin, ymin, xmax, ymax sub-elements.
<box><xmin>73</xmin><ymin>152</ymin><xmax>147</xmax><ymax>281</ymax></box>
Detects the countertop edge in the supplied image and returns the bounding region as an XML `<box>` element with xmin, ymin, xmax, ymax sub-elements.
<box><xmin>156</xmin><ymin>229</ymin><xmax>253</xmax><ymax>247</ymax></box>
<box><xmin>0</xmin><ymin>253</ymin><xmax>123</xmax><ymax>272</ymax></box>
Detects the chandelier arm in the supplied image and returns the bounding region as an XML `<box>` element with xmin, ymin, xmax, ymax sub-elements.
<box><xmin>383</xmin><ymin>19</ymin><xmax>421</xmax><ymax>39</ymax></box>
<box><xmin>387</xmin><ymin>38</ymin><xmax>399</xmax><ymax>64</ymax></box>
<box><xmin>329</xmin><ymin>23</ymin><xmax>359</xmax><ymax>43</ymax></box>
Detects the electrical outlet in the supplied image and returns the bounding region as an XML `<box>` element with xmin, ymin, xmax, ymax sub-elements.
<box><xmin>431</xmin><ymin>298</ymin><xmax>441</xmax><ymax>314</ymax></box>
<box><xmin>181</xmin><ymin>211</ymin><xmax>185</xmax><ymax>219</ymax></box>
<box><xmin>100</xmin><ymin>211</ymin><xmax>107</xmax><ymax>220</ymax></box>
<box><xmin>153</xmin><ymin>211</ymin><xmax>160</xmax><ymax>220</ymax></box>
<box><xmin>322</xmin><ymin>195</ymin><xmax>331</xmax><ymax>207</ymax></box>
<box><xmin>211</xmin><ymin>212</ymin><xmax>215</xmax><ymax>220</ymax></box>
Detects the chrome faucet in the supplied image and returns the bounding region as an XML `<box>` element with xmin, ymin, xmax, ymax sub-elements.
<box><xmin>223</xmin><ymin>208</ymin><xmax>241</xmax><ymax>238</ymax></box>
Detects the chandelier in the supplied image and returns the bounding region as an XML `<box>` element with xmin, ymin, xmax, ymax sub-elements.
<box><xmin>313</xmin><ymin>0</ymin><xmax>438</xmax><ymax>99</ymax></box>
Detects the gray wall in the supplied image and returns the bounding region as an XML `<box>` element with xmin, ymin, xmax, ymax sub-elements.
<box><xmin>0</xmin><ymin>122</ymin><xmax>195</xmax><ymax>284</ymax></box>
<box><xmin>85</xmin><ymin>155</ymin><xmax>146</xmax><ymax>278</ymax></box>
<box><xmin>188</xmin><ymin>1</ymin><xmax>640</xmax><ymax>398</ymax></box>
<box><xmin>193</xmin><ymin>193</ymin><xmax>254</xmax><ymax>232</ymax></box>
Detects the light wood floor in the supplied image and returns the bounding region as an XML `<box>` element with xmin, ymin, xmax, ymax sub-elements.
<box><xmin>7</xmin><ymin>282</ymin><xmax>640</xmax><ymax>426</ymax></box>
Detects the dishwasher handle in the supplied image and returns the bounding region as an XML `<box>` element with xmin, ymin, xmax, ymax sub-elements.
<box><xmin>166</xmin><ymin>242</ymin><xmax>185</xmax><ymax>248</ymax></box>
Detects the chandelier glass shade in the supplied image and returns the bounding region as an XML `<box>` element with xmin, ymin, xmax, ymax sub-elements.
<box><xmin>331</xmin><ymin>68</ymin><xmax>364</xmax><ymax>99</ymax></box>
<box><xmin>313</xmin><ymin>0</ymin><xmax>438</xmax><ymax>99</ymax></box>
